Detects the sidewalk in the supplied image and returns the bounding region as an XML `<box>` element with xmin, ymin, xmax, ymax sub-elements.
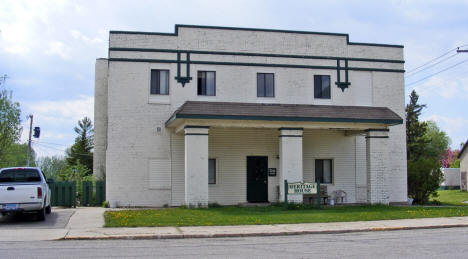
<box><xmin>65</xmin><ymin>208</ymin><xmax>468</xmax><ymax>240</ymax></box>
<box><xmin>2</xmin><ymin>207</ymin><xmax>468</xmax><ymax>241</ymax></box>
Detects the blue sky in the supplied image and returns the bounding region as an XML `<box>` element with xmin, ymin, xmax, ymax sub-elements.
<box><xmin>0</xmin><ymin>0</ymin><xmax>467</xmax><ymax>157</ymax></box>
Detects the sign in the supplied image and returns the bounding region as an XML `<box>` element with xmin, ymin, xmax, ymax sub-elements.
<box><xmin>287</xmin><ymin>182</ymin><xmax>317</xmax><ymax>194</ymax></box>
<box><xmin>268</xmin><ymin>168</ymin><xmax>277</xmax><ymax>176</ymax></box>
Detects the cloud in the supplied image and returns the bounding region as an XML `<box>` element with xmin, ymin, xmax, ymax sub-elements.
<box><xmin>70</xmin><ymin>30</ymin><xmax>105</xmax><ymax>45</ymax></box>
<box><xmin>412</xmin><ymin>71</ymin><xmax>468</xmax><ymax>99</ymax></box>
<box><xmin>45</xmin><ymin>41</ymin><xmax>71</xmax><ymax>60</ymax></box>
<box><xmin>19</xmin><ymin>95</ymin><xmax>94</xmax><ymax>157</ymax></box>
<box><xmin>25</xmin><ymin>95</ymin><xmax>94</xmax><ymax>124</ymax></box>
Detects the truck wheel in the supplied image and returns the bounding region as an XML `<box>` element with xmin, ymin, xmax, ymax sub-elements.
<box><xmin>37</xmin><ymin>206</ymin><xmax>46</xmax><ymax>221</ymax></box>
<box><xmin>45</xmin><ymin>205</ymin><xmax>51</xmax><ymax>214</ymax></box>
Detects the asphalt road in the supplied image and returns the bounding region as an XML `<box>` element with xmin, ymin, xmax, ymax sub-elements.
<box><xmin>0</xmin><ymin>227</ymin><xmax>467</xmax><ymax>258</ymax></box>
<box><xmin>0</xmin><ymin>209</ymin><xmax>74</xmax><ymax>229</ymax></box>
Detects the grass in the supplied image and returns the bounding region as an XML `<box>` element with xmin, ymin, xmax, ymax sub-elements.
<box><xmin>433</xmin><ymin>190</ymin><xmax>468</xmax><ymax>206</ymax></box>
<box><xmin>104</xmin><ymin>204</ymin><xmax>468</xmax><ymax>227</ymax></box>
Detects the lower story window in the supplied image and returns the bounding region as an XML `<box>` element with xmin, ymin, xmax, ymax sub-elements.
<box><xmin>209</xmin><ymin>159</ymin><xmax>216</xmax><ymax>184</ymax></box>
<box><xmin>315</xmin><ymin>159</ymin><xmax>333</xmax><ymax>184</ymax></box>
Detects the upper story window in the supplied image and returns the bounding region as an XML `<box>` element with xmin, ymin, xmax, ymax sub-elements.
<box><xmin>198</xmin><ymin>71</ymin><xmax>216</xmax><ymax>96</ymax></box>
<box><xmin>150</xmin><ymin>70</ymin><xmax>169</xmax><ymax>95</ymax></box>
<box><xmin>314</xmin><ymin>75</ymin><xmax>331</xmax><ymax>99</ymax></box>
<box><xmin>257</xmin><ymin>73</ymin><xmax>274</xmax><ymax>97</ymax></box>
<box><xmin>315</xmin><ymin>159</ymin><xmax>333</xmax><ymax>184</ymax></box>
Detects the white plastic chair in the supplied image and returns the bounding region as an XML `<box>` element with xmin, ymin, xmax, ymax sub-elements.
<box><xmin>333</xmin><ymin>190</ymin><xmax>347</xmax><ymax>204</ymax></box>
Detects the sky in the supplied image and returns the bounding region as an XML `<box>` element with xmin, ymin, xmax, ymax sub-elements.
<box><xmin>0</xmin><ymin>0</ymin><xmax>467</xmax><ymax>157</ymax></box>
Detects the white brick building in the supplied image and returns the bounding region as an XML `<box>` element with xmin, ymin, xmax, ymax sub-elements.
<box><xmin>94</xmin><ymin>25</ymin><xmax>407</xmax><ymax>207</ymax></box>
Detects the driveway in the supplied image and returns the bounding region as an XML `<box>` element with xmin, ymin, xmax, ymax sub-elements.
<box><xmin>0</xmin><ymin>208</ymin><xmax>75</xmax><ymax>229</ymax></box>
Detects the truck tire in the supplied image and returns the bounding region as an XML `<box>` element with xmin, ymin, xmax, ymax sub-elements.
<box><xmin>37</xmin><ymin>206</ymin><xmax>46</xmax><ymax>221</ymax></box>
<box><xmin>45</xmin><ymin>205</ymin><xmax>51</xmax><ymax>214</ymax></box>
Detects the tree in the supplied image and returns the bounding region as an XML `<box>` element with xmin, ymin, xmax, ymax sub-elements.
<box><xmin>423</xmin><ymin>121</ymin><xmax>450</xmax><ymax>161</ymax></box>
<box><xmin>441</xmin><ymin>148</ymin><xmax>460</xmax><ymax>168</ymax></box>
<box><xmin>406</xmin><ymin>90</ymin><xmax>428</xmax><ymax>161</ymax></box>
<box><xmin>0</xmin><ymin>86</ymin><xmax>22</xmax><ymax>165</ymax></box>
<box><xmin>405</xmin><ymin>90</ymin><xmax>447</xmax><ymax>204</ymax></box>
<box><xmin>0</xmin><ymin>143</ymin><xmax>36</xmax><ymax>168</ymax></box>
<box><xmin>37</xmin><ymin>156</ymin><xmax>67</xmax><ymax>180</ymax></box>
<box><xmin>65</xmin><ymin>117</ymin><xmax>93</xmax><ymax>174</ymax></box>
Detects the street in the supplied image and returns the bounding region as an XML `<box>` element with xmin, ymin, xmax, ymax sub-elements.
<box><xmin>0</xmin><ymin>227</ymin><xmax>467</xmax><ymax>258</ymax></box>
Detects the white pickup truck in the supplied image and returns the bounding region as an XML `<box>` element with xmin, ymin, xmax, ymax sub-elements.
<box><xmin>0</xmin><ymin>167</ymin><xmax>51</xmax><ymax>221</ymax></box>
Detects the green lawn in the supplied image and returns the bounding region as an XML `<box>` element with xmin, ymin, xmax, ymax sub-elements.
<box><xmin>104</xmin><ymin>204</ymin><xmax>468</xmax><ymax>227</ymax></box>
<box><xmin>433</xmin><ymin>190</ymin><xmax>468</xmax><ymax>206</ymax></box>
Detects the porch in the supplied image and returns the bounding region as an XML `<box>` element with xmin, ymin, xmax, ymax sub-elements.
<box><xmin>166</xmin><ymin>101</ymin><xmax>403</xmax><ymax>207</ymax></box>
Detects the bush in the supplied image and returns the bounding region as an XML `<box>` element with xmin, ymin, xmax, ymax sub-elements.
<box><xmin>408</xmin><ymin>158</ymin><xmax>444</xmax><ymax>204</ymax></box>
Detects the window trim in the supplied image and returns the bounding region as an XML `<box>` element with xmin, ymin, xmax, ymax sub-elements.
<box><xmin>150</xmin><ymin>69</ymin><xmax>170</xmax><ymax>95</ymax></box>
<box><xmin>314</xmin><ymin>158</ymin><xmax>334</xmax><ymax>184</ymax></box>
<box><xmin>208</xmin><ymin>158</ymin><xmax>218</xmax><ymax>185</ymax></box>
<box><xmin>257</xmin><ymin>73</ymin><xmax>275</xmax><ymax>98</ymax></box>
<box><xmin>314</xmin><ymin>74</ymin><xmax>331</xmax><ymax>99</ymax></box>
<box><xmin>197</xmin><ymin>71</ymin><xmax>216</xmax><ymax>96</ymax></box>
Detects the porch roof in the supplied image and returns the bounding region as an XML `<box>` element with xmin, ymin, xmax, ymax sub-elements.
<box><xmin>165</xmin><ymin>101</ymin><xmax>403</xmax><ymax>128</ymax></box>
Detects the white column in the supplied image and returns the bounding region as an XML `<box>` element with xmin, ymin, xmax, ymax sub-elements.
<box><xmin>279</xmin><ymin>128</ymin><xmax>303</xmax><ymax>203</ymax></box>
<box><xmin>366</xmin><ymin>129</ymin><xmax>390</xmax><ymax>205</ymax></box>
<box><xmin>184</xmin><ymin>126</ymin><xmax>209</xmax><ymax>207</ymax></box>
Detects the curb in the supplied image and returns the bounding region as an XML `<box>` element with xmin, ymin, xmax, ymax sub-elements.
<box><xmin>60</xmin><ymin>223</ymin><xmax>468</xmax><ymax>241</ymax></box>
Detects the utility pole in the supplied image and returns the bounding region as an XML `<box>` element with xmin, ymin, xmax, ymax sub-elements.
<box><xmin>26</xmin><ymin>114</ymin><xmax>33</xmax><ymax>167</ymax></box>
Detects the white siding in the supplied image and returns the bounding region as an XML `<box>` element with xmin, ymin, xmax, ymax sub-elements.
<box><xmin>303</xmin><ymin>130</ymin><xmax>357</xmax><ymax>203</ymax></box>
<box><xmin>148</xmin><ymin>159</ymin><xmax>171</xmax><ymax>190</ymax></box>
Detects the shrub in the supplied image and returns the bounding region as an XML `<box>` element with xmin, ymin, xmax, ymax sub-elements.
<box><xmin>408</xmin><ymin>158</ymin><xmax>444</xmax><ymax>204</ymax></box>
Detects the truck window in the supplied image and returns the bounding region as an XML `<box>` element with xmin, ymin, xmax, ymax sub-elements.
<box><xmin>0</xmin><ymin>169</ymin><xmax>42</xmax><ymax>183</ymax></box>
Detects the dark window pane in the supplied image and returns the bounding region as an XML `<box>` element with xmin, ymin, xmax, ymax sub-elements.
<box><xmin>198</xmin><ymin>71</ymin><xmax>215</xmax><ymax>96</ymax></box>
<box><xmin>323</xmin><ymin>159</ymin><xmax>332</xmax><ymax>183</ymax></box>
<box><xmin>314</xmin><ymin>75</ymin><xmax>321</xmax><ymax>98</ymax></box>
<box><xmin>209</xmin><ymin>159</ymin><xmax>216</xmax><ymax>184</ymax></box>
<box><xmin>265</xmin><ymin>73</ymin><xmax>274</xmax><ymax>97</ymax></box>
<box><xmin>315</xmin><ymin>159</ymin><xmax>332</xmax><ymax>184</ymax></box>
<box><xmin>198</xmin><ymin>71</ymin><xmax>205</xmax><ymax>95</ymax></box>
<box><xmin>150</xmin><ymin>70</ymin><xmax>169</xmax><ymax>95</ymax></box>
<box><xmin>206</xmin><ymin>72</ymin><xmax>216</xmax><ymax>96</ymax></box>
<box><xmin>257</xmin><ymin>73</ymin><xmax>265</xmax><ymax>97</ymax></box>
<box><xmin>315</xmin><ymin>159</ymin><xmax>323</xmax><ymax>183</ymax></box>
<box><xmin>314</xmin><ymin>75</ymin><xmax>331</xmax><ymax>99</ymax></box>
<box><xmin>151</xmin><ymin>70</ymin><xmax>160</xmax><ymax>94</ymax></box>
<box><xmin>0</xmin><ymin>169</ymin><xmax>41</xmax><ymax>183</ymax></box>
<box><xmin>322</xmin><ymin>75</ymin><xmax>330</xmax><ymax>99</ymax></box>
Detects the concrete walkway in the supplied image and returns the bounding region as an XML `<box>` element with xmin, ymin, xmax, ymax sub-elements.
<box><xmin>2</xmin><ymin>207</ymin><xmax>468</xmax><ymax>241</ymax></box>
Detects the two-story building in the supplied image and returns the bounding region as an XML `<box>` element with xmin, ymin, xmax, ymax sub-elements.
<box><xmin>94</xmin><ymin>25</ymin><xmax>407</xmax><ymax>207</ymax></box>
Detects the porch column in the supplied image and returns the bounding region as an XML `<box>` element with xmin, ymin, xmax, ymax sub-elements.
<box><xmin>366</xmin><ymin>129</ymin><xmax>390</xmax><ymax>205</ymax></box>
<box><xmin>279</xmin><ymin>128</ymin><xmax>303</xmax><ymax>203</ymax></box>
<box><xmin>184</xmin><ymin>126</ymin><xmax>209</xmax><ymax>207</ymax></box>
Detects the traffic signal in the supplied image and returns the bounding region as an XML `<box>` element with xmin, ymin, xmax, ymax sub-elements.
<box><xmin>33</xmin><ymin>127</ymin><xmax>40</xmax><ymax>138</ymax></box>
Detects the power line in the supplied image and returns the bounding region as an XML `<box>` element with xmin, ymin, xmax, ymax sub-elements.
<box><xmin>405</xmin><ymin>53</ymin><xmax>458</xmax><ymax>78</ymax></box>
<box><xmin>406</xmin><ymin>58</ymin><xmax>468</xmax><ymax>88</ymax></box>
<box><xmin>33</xmin><ymin>140</ymin><xmax>71</xmax><ymax>147</ymax></box>
<box><xmin>406</xmin><ymin>44</ymin><xmax>468</xmax><ymax>74</ymax></box>
<box><xmin>33</xmin><ymin>142</ymin><xmax>93</xmax><ymax>157</ymax></box>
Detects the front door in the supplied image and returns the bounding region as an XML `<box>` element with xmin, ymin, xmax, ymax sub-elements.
<box><xmin>247</xmin><ymin>156</ymin><xmax>268</xmax><ymax>202</ymax></box>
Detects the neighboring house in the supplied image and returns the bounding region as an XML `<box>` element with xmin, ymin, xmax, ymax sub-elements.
<box><xmin>459</xmin><ymin>140</ymin><xmax>468</xmax><ymax>191</ymax></box>
<box><xmin>94</xmin><ymin>25</ymin><xmax>407</xmax><ymax>207</ymax></box>
<box><xmin>440</xmin><ymin>168</ymin><xmax>461</xmax><ymax>189</ymax></box>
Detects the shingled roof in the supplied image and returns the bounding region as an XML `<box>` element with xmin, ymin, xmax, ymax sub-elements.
<box><xmin>166</xmin><ymin>101</ymin><xmax>403</xmax><ymax>126</ymax></box>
